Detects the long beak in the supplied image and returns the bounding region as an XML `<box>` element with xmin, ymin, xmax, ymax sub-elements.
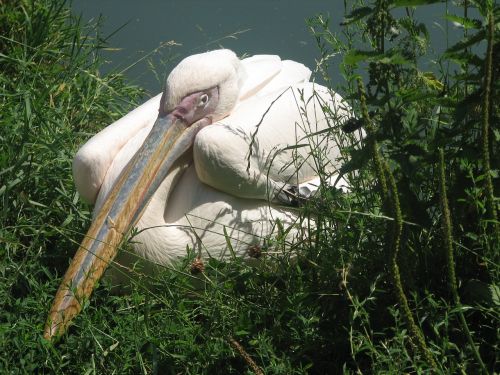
<box><xmin>44</xmin><ymin>114</ymin><xmax>207</xmax><ymax>340</ymax></box>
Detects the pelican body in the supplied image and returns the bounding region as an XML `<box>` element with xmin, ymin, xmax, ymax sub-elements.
<box><xmin>44</xmin><ymin>50</ymin><xmax>351</xmax><ymax>339</ymax></box>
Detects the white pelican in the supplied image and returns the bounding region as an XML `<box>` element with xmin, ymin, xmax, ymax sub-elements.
<box><xmin>44</xmin><ymin>49</ymin><xmax>352</xmax><ymax>339</ymax></box>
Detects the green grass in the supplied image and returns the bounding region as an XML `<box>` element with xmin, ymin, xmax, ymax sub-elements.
<box><xmin>1</xmin><ymin>0</ymin><xmax>498</xmax><ymax>374</ymax></box>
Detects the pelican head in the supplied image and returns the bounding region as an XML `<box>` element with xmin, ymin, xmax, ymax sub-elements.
<box><xmin>163</xmin><ymin>49</ymin><xmax>245</xmax><ymax>120</ymax></box>
<box><xmin>44</xmin><ymin>49</ymin><xmax>245</xmax><ymax>340</ymax></box>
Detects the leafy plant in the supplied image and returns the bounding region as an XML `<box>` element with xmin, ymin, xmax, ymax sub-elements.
<box><xmin>309</xmin><ymin>0</ymin><xmax>498</xmax><ymax>372</ymax></box>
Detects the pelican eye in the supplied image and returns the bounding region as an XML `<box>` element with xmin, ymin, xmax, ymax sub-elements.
<box><xmin>198</xmin><ymin>94</ymin><xmax>209</xmax><ymax>107</ymax></box>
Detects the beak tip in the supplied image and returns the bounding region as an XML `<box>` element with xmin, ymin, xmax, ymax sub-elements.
<box><xmin>43</xmin><ymin>318</ymin><xmax>59</xmax><ymax>341</ymax></box>
<box><xmin>43</xmin><ymin>328</ymin><xmax>54</xmax><ymax>342</ymax></box>
<box><xmin>43</xmin><ymin>309</ymin><xmax>66</xmax><ymax>341</ymax></box>
<box><xmin>43</xmin><ymin>295</ymin><xmax>81</xmax><ymax>341</ymax></box>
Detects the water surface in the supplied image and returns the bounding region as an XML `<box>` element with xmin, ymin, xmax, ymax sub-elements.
<box><xmin>72</xmin><ymin>1</ymin><xmax>466</xmax><ymax>95</ymax></box>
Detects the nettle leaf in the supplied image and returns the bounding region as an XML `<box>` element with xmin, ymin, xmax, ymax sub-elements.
<box><xmin>444</xmin><ymin>29</ymin><xmax>486</xmax><ymax>55</ymax></box>
<box><xmin>379</xmin><ymin>53</ymin><xmax>409</xmax><ymax>64</ymax></box>
<box><xmin>419</xmin><ymin>71</ymin><xmax>444</xmax><ymax>91</ymax></box>
<box><xmin>344</xmin><ymin>50</ymin><xmax>410</xmax><ymax>65</ymax></box>
<box><xmin>390</xmin><ymin>0</ymin><xmax>442</xmax><ymax>7</ymax></box>
<box><xmin>340</xmin><ymin>147</ymin><xmax>371</xmax><ymax>174</ymax></box>
<box><xmin>468</xmin><ymin>0</ymin><xmax>490</xmax><ymax>16</ymax></box>
<box><xmin>342</xmin><ymin>117</ymin><xmax>364</xmax><ymax>133</ymax></box>
<box><xmin>491</xmin><ymin>284</ymin><xmax>500</xmax><ymax>307</ymax></box>
<box><xmin>444</xmin><ymin>14</ymin><xmax>482</xmax><ymax>29</ymax></box>
<box><xmin>402</xmin><ymin>143</ymin><xmax>428</xmax><ymax>156</ymax></box>
<box><xmin>494</xmin><ymin>128</ymin><xmax>500</xmax><ymax>142</ymax></box>
<box><xmin>344</xmin><ymin>50</ymin><xmax>381</xmax><ymax>65</ymax></box>
<box><xmin>399</xmin><ymin>18</ymin><xmax>430</xmax><ymax>40</ymax></box>
<box><xmin>398</xmin><ymin>88</ymin><xmax>436</xmax><ymax>103</ymax></box>
<box><xmin>341</xmin><ymin>6</ymin><xmax>374</xmax><ymax>25</ymax></box>
<box><xmin>445</xmin><ymin>51</ymin><xmax>483</xmax><ymax>66</ymax></box>
<box><xmin>462</xmin><ymin>279</ymin><xmax>500</xmax><ymax>307</ymax></box>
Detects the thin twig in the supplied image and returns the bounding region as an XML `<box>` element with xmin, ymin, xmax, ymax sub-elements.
<box><xmin>228</xmin><ymin>336</ymin><xmax>264</xmax><ymax>375</ymax></box>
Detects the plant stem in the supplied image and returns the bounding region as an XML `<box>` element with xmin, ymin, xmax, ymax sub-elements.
<box><xmin>482</xmin><ymin>11</ymin><xmax>498</xmax><ymax>231</ymax></box>
<box><xmin>438</xmin><ymin>149</ymin><xmax>489</xmax><ymax>375</ymax></box>
<box><xmin>358</xmin><ymin>78</ymin><xmax>436</xmax><ymax>369</ymax></box>
<box><xmin>357</xmin><ymin>78</ymin><xmax>387</xmax><ymax>199</ymax></box>
<box><xmin>384</xmin><ymin>161</ymin><xmax>437</xmax><ymax>369</ymax></box>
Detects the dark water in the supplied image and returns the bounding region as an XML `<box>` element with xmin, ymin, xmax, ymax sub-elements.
<box><xmin>72</xmin><ymin>1</ymin><xmax>468</xmax><ymax>95</ymax></box>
